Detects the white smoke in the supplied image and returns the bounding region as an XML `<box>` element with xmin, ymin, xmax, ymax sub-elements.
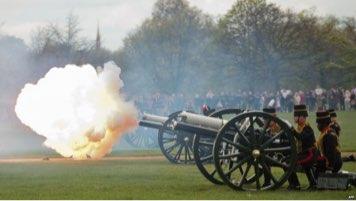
<box><xmin>15</xmin><ymin>61</ymin><xmax>138</xmax><ymax>159</ymax></box>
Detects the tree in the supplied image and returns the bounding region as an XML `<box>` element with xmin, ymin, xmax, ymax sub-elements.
<box><xmin>218</xmin><ymin>0</ymin><xmax>316</xmax><ymax>91</ymax></box>
<box><xmin>0</xmin><ymin>35</ymin><xmax>30</xmax><ymax>102</ymax></box>
<box><xmin>116</xmin><ymin>0</ymin><xmax>215</xmax><ymax>94</ymax></box>
<box><xmin>294</xmin><ymin>14</ymin><xmax>356</xmax><ymax>88</ymax></box>
<box><xmin>30</xmin><ymin>13</ymin><xmax>87</xmax><ymax>62</ymax></box>
<box><xmin>29</xmin><ymin>13</ymin><xmax>111</xmax><ymax>73</ymax></box>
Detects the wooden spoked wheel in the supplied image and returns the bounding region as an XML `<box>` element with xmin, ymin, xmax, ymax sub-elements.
<box><xmin>193</xmin><ymin>109</ymin><xmax>243</xmax><ymax>184</ymax></box>
<box><xmin>124</xmin><ymin>127</ymin><xmax>158</xmax><ymax>148</ymax></box>
<box><xmin>158</xmin><ymin>111</ymin><xmax>195</xmax><ymax>164</ymax></box>
<box><xmin>213</xmin><ymin>112</ymin><xmax>297</xmax><ymax>191</ymax></box>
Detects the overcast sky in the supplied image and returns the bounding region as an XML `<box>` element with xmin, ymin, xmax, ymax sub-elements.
<box><xmin>1</xmin><ymin>0</ymin><xmax>355</xmax><ymax>50</ymax></box>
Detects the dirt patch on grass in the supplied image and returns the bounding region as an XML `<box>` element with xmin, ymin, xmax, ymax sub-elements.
<box><xmin>1</xmin><ymin>152</ymin><xmax>354</xmax><ymax>164</ymax></box>
<box><xmin>0</xmin><ymin>155</ymin><xmax>165</xmax><ymax>163</ymax></box>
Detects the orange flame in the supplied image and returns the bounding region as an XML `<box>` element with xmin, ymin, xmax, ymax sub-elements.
<box><xmin>15</xmin><ymin>62</ymin><xmax>138</xmax><ymax>159</ymax></box>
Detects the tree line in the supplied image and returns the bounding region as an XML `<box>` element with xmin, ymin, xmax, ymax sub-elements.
<box><xmin>1</xmin><ymin>0</ymin><xmax>356</xmax><ymax>97</ymax></box>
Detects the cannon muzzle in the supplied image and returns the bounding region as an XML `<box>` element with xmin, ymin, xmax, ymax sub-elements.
<box><xmin>139</xmin><ymin>113</ymin><xmax>169</xmax><ymax>130</ymax></box>
<box><xmin>139</xmin><ymin>120</ymin><xmax>163</xmax><ymax>130</ymax></box>
<box><xmin>142</xmin><ymin>113</ymin><xmax>168</xmax><ymax>124</ymax></box>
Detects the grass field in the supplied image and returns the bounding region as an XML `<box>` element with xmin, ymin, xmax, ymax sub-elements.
<box><xmin>0</xmin><ymin>111</ymin><xmax>355</xmax><ymax>199</ymax></box>
<box><xmin>0</xmin><ymin>159</ymin><xmax>355</xmax><ymax>200</ymax></box>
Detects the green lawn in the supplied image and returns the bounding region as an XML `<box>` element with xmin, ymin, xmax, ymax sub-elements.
<box><xmin>0</xmin><ymin>159</ymin><xmax>355</xmax><ymax>200</ymax></box>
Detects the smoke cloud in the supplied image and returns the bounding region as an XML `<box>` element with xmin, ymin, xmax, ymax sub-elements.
<box><xmin>15</xmin><ymin>61</ymin><xmax>138</xmax><ymax>159</ymax></box>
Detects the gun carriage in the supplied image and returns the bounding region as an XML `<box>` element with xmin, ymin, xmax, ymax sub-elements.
<box><xmin>139</xmin><ymin>109</ymin><xmax>298</xmax><ymax>191</ymax></box>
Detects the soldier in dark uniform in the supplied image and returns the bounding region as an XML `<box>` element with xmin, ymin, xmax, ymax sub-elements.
<box><xmin>288</xmin><ymin>104</ymin><xmax>317</xmax><ymax>190</ymax></box>
<box><xmin>316</xmin><ymin>111</ymin><xmax>342</xmax><ymax>173</ymax></box>
<box><xmin>261</xmin><ymin>107</ymin><xmax>279</xmax><ymax>187</ymax></box>
<box><xmin>262</xmin><ymin>107</ymin><xmax>279</xmax><ymax>132</ymax></box>
<box><xmin>327</xmin><ymin>109</ymin><xmax>341</xmax><ymax>137</ymax></box>
<box><xmin>201</xmin><ymin>104</ymin><xmax>215</xmax><ymax>116</ymax></box>
<box><xmin>327</xmin><ymin>109</ymin><xmax>355</xmax><ymax>162</ymax></box>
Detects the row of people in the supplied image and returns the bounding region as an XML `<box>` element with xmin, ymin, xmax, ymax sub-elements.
<box><xmin>262</xmin><ymin>105</ymin><xmax>342</xmax><ymax>190</ymax></box>
<box><xmin>132</xmin><ymin>87</ymin><xmax>356</xmax><ymax>118</ymax></box>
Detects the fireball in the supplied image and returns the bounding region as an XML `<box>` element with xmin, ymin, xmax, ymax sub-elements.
<box><xmin>15</xmin><ymin>62</ymin><xmax>137</xmax><ymax>159</ymax></box>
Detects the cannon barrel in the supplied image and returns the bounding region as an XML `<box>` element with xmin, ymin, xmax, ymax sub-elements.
<box><xmin>142</xmin><ymin>113</ymin><xmax>168</xmax><ymax>124</ymax></box>
<box><xmin>178</xmin><ymin>111</ymin><xmax>227</xmax><ymax>130</ymax></box>
<box><xmin>173</xmin><ymin>121</ymin><xmax>218</xmax><ymax>137</ymax></box>
<box><xmin>139</xmin><ymin>113</ymin><xmax>169</xmax><ymax>130</ymax></box>
<box><xmin>138</xmin><ymin>120</ymin><xmax>163</xmax><ymax>130</ymax></box>
<box><xmin>139</xmin><ymin>112</ymin><xmax>231</xmax><ymax>136</ymax></box>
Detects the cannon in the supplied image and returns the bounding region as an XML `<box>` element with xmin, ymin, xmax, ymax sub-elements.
<box><xmin>123</xmin><ymin>114</ymin><xmax>164</xmax><ymax>148</ymax></box>
<box><xmin>139</xmin><ymin>109</ymin><xmax>243</xmax><ymax>165</ymax></box>
<box><xmin>139</xmin><ymin>109</ymin><xmax>298</xmax><ymax>191</ymax></box>
<box><xmin>139</xmin><ymin>111</ymin><xmax>196</xmax><ymax>164</ymax></box>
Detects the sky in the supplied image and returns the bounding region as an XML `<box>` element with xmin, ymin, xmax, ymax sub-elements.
<box><xmin>0</xmin><ymin>0</ymin><xmax>355</xmax><ymax>50</ymax></box>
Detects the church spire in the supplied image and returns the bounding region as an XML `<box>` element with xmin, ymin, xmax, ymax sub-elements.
<box><xmin>95</xmin><ymin>21</ymin><xmax>101</xmax><ymax>50</ymax></box>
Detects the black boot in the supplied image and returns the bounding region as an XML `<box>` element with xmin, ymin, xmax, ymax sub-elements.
<box><xmin>305</xmin><ymin>168</ymin><xmax>317</xmax><ymax>190</ymax></box>
<box><xmin>287</xmin><ymin>172</ymin><xmax>300</xmax><ymax>190</ymax></box>
<box><xmin>262</xmin><ymin>168</ymin><xmax>272</xmax><ymax>188</ymax></box>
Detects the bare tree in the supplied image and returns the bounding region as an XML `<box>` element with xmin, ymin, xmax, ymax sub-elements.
<box><xmin>64</xmin><ymin>12</ymin><xmax>81</xmax><ymax>50</ymax></box>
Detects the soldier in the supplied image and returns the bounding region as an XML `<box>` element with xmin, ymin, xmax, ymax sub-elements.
<box><xmin>262</xmin><ymin>107</ymin><xmax>279</xmax><ymax>132</ymax></box>
<box><xmin>261</xmin><ymin>107</ymin><xmax>279</xmax><ymax>187</ymax></box>
<box><xmin>201</xmin><ymin>104</ymin><xmax>215</xmax><ymax>116</ymax></box>
<box><xmin>327</xmin><ymin>109</ymin><xmax>341</xmax><ymax>137</ymax></box>
<box><xmin>316</xmin><ymin>111</ymin><xmax>342</xmax><ymax>173</ymax></box>
<box><xmin>288</xmin><ymin>104</ymin><xmax>317</xmax><ymax>190</ymax></box>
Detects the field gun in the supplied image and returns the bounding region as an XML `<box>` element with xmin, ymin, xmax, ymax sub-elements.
<box><xmin>139</xmin><ymin>109</ymin><xmax>300</xmax><ymax>191</ymax></box>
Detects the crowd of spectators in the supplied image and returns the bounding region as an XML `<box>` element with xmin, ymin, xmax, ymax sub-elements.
<box><xmin>132</xmin><ymin>87</ymin><xmax>356</xmax><ymax>116</ymax></box>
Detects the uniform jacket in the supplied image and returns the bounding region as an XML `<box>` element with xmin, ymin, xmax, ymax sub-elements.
<box><xmin>293</xmin><ymin>124</ymin><xmax>316</xmax><ymax>154</ymax></box>
<box><xmin>320</xmin><ymin>129</ymin><xmax>342</xmax><ymax>170</ymax></box>
<box><xmin>330</xmin><ymin>121</ymin><xmax>341</xmax><ymax>137</ymax></box>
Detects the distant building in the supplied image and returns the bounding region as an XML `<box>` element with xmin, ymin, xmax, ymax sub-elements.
<box><xmin>96</xmin><ymin>22</ymin><xmax>101</xmax><ymax>50</ymax></box>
